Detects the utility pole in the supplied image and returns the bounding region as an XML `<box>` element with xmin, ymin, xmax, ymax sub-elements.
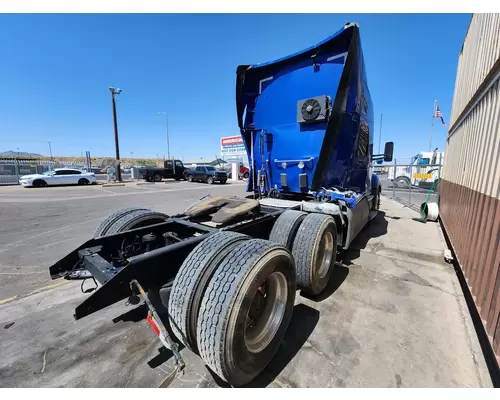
<box><xmin>378</xmin><ymin>113</ymin><xmax>383</xmax><ymax>154</ymax></box>
<box><xmin>109</xmin><ymin>87</ymin><xmax>122</xmax><ymax>181</ymax></box>
<box><xmin>429</xmin><ymin>100</ymin><xmax>437</xmax><ymax>152</ymax></box>
<box><xmin>48</xmin><ymin>141</ymin><xmax>53</xmax><ymax>161</ymax></box>
<box><xmin>157</xmin><ymin>112</ymin><xmax>170</xmax><ymax>160</ymax></box>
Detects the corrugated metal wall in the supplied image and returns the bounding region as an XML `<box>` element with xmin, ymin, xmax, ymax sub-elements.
<box><xmin>440</xmin><ymin>13</ymin><xmax>500</xmax><ymax>360</ymax></box>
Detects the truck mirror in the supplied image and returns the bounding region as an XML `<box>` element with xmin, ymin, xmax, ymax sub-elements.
<box><xmin>384</xmin><ymin>142</ymin><xmax>394</xmax><ymax>162</ymax></box>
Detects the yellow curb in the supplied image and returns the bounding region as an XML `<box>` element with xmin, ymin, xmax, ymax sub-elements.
<box><xmin>27</xmin><ymin>280</ymin><xmax>71</xmax><ymax>296</ymax></box>
<box><xmin>0</xmin><ymin>296</ymin><xmax>19</xmax><ymax>305</ymax></box>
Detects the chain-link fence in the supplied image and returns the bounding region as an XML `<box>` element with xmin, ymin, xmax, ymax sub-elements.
<box><xmin>374</xmin><ymin>162</ymin><xmax>442</xmax><ymax>213</ymax></box>
<box><xmin>0</xmin><ymin>158</ymin><xmax>58</xmax><ymax>185</ymax></box>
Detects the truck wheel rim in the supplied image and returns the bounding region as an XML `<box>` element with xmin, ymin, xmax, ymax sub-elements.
<box><xmin>244</xmin><ymin>271</ymin><xmax>288</xmax><ymax>353</ymax></box>
<box><xmin>316</xmin><ymin>230</ymin><xmax>334</xmax><ymax>279</ymax></box>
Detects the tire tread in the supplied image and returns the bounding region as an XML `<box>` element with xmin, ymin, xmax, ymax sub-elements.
<box><xmin>168</xmin><ymin>231</ymin><xmax>249</xmax><ymax>352</ymax></box>
<box><xmin>93</xmin><ymin>207</ymin><xmax>149</xmax><ymax>238</ymax></box>
<box><xmin>197</xmin><ymin>239</ymin><xmax>293</xmax><ymax>385</ymax></box>
<box><xmin>269</xmin><ymin>210</ymin><xmax>307</xmax><ymax>249</ymax></box>
<box><xmin>292</xmin><ymin>213</ymin><xmax>336</xmax><ymax>294</ymax></box>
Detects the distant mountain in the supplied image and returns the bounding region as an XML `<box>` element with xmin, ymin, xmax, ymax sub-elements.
<box><xmin>0</xmin><ymin>150</ymin><xmax>43</xmax><ymax>157</ymax></box>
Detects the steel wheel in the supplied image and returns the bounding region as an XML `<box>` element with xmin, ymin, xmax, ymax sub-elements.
<box><xmin>245</xmin><ymin>271</ymin><xmax>288</xmax><ymax>353</ymax></box>
<box><xmin>197</xmin><ymin>239</ymin><xmax>296</xmax><ymax>387</ymax></box>
<box><xmin>314</xmin><ymin>230</ymin><xmax>334</xmax><ymax>279</ymax></box>
<box><xmin>395</xmin><ymin>177</ymin><xmax>409</xmax><ymax>188</ymax></box>
<box><xmin>292</xmin><ymin>213</ymin><xmax>337</xmax><ymax>295</ymax></box>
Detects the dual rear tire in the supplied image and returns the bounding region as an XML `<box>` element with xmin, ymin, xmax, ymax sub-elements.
<box><xmin>270</xmin><ymin>210</ymin><xmax>337</xmax><ymax>295</ymax></box>
<box><xmin>169</xmin><ymin>232</ymin><xmax>296</xmax><ymax>387</ymax></box>
<box><xmin>95</xmin><ymin>208</ymin><xmax>337</xmax><ymax>387</ymax></box>
<box><xmin>169</xmin><ymin>211</ymin><xmax>337</xmax><ymax>386</ymax></box>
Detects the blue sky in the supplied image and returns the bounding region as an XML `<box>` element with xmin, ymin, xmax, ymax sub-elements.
<box><xmin>0</xmin><ymin>13</ymin><xmax>470</xmax><ymax>161</ymax></box>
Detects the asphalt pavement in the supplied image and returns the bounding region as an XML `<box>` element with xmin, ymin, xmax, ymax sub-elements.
<box><xmin>0</xmin><ymin>182</ymin><xmax>493</xmax><ymax>388</ymax></box>
<box><xmin>0</xmin><ymin>180</ymin><xmax>247</xmax><ymax>300</ymax></box>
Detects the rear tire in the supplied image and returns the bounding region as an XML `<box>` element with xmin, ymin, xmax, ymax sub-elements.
<box><xmin>372</xmin><ymin>186</ymin><xmax>381</xmax><ymax>211</ymax></box>
<box><xmin>168</xmin><ymin>232</ymin><xmax>250</xmax><ymax>353</ymax></box>
<box><xmin>197</xmin><ymin>239</ymin><xmax>296</xmax><ymax>387</ymax></box>
<box><xmin>93</xmin><ymin>207</ymin><xmax>149</xmax><ymax>238</ymax></box>
<box><xmin>33</xmin><ymin>179</ymin><xmax>47</xmax><ymax>187</ymax></box>
<box><xmin>269</xmin><ymin>210</ymin><xmax>307</xmax><ymax>250</ymax></box>
<box><xmin>154</xmin><ymin>174</ymin><xmax>162</xmax><ymax>182</ymax></box>
<box><xmin>103</xmin><ymin>209</ymin><xmax>168</xmax><ymax>236</ymax></box>
<box><xmin>292</xmin><ymin>213</ymin><xmax>337</xmax><ymax>295</ymax></box>
<box><xmin>394</xmin><ymin>176</ymin><xmax>410</xmax><ymax>188</ymax></box>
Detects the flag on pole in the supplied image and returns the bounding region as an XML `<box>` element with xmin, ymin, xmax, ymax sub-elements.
<box><xmin>434</xmin><ymin>104</ymin><xmax>447</xmax><ymax>126</ymax></box>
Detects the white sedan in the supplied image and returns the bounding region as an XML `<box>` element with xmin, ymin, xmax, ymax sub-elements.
<box><xmin>19</xmin><ymin>168</ymin><xmax>97</xmax><ymax>188</ymax></box>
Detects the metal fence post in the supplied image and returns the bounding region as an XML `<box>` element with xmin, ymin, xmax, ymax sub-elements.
<box><xmin>437</xmin><ymin>164</ymin><xmax>442</xmax><ymax>202</ymax></box>
<box><xmin>14</xmin><ymin>159</ymin><xmax>20</xmax><ymax>184</ymax></box>
<box><xmin>393</xmin><ymin>159</ymin><xmax>396</xmax><ymax>199</ymax></box>
<box><xmin>409</xmin><ymin>164</ymin><xmax>412</xmax><ymax>207</ymax></box>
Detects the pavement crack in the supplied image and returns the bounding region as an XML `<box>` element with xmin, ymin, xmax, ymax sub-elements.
<box><xmin>124</xmin><ymin>358</ymin><xmax>141</xmax><ymax>388</ymax></box>
<box><xmin>304</xmin><ymin>340</ymin><xmax>337</xmax><ymax>367</ymax></box>
<box><xmin>41</xmin><ymin>349</ymin><xmax>47</xmax><ymax>373</ymax></box>
<box><xmin>356</xmin><ymin>262</ymin><xmax>457</xmax><ymax>297</ymax></box>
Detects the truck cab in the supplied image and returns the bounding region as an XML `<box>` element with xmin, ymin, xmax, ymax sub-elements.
<box><xmin>142</xmin><ymin>159</ymin><xmax>187</xmax><ymax>182</ymax></box>
<box><xmin>236</xmin><ymin>23</ymin><xmax>393</xmax><ymax>204</ymax></box>
<box><xmin>391</xmin><ymin>150</ymin><xmax>444</xmax><ymax>189</ymax></box>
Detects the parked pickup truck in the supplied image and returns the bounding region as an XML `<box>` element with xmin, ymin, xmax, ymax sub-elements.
<box><xmin>226</xmin><ymin>162</ymin><xmax>250</xmax><ymax>179</ymax></box>
<box><xmin>186</xmin><ymin>165</ymin><xmax>228</xmax><ymax>184</ymax></box>
<box><xmin>142</xmin><ymin>159</ymin><xmax>188</xmax><ymax>182</ymax></box>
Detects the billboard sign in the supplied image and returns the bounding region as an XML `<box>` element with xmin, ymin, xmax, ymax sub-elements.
<box><xmin>221</xmin><ymin>136</ymin><xmax>246</xmax><ymax>156</ymax></box>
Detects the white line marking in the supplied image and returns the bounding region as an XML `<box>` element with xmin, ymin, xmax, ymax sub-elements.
<box><xmin>0</xmin><ymin>217</ymin><xmax>104</xmax><ymax>254</ymax></box>
<box><xmin>0</xmin><ymin>182</ymin><xmax>246</xmax><ymax>204</ymax></box>
<box><xmin>95</xmin><ymin>187</ymin><xmax>116</xmax><ymax>195</ymax></box>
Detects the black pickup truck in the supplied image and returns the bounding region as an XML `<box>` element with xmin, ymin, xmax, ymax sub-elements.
<box><xmin>186</xmin><ymin>165</ymin><xmax>228</xmax><ymax>184</ymax></box>
<box><xmin>142</xmin><ymin>159</ymin><xmax>188</xmax><ymax>182</ymax></box>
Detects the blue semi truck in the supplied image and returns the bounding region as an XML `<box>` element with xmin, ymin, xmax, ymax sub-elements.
<box><xmin>49</xmin><ymin>22</ymin><xmax>393</xmax><ymax>387</ymax></box>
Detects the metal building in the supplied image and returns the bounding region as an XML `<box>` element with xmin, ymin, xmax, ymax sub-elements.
<box><xmin>440</xmin><ymin>14</ymin><xmax>500</xmax><ymax>360</ymax></box>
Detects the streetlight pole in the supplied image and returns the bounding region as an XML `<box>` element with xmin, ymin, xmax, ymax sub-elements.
<box><xmin>157</xmin><ymin>112</ymin><xmax>170</xmax><ymax>160</ymax></box>
<box><xmin>109</xmin><ymin>87</ymin><xmax>122</xmax><ymax>181</ymax></box>
<box><xmin>48</xmin><ymin>141</ymin><xmax>53</xmax><ymax>161</ymax></box>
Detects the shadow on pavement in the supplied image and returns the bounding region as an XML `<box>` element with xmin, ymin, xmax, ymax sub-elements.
<box><xmin>204</xmin><ymin>304</ymin><xmax>320</xmax><ymax>388</ymax></box>
<box><xmin>112</xmin><ymin>302</ymin><xmax>186</xmax><ymax>368</ymax></box>
<box><xmin>245</xmin><ymin>303</ymin><xmax>320</xmax><ymax>388</ymax></box>
<box><xmin>112</xmin><ymin>303</ymin><xmax>148</xmax><ymax>323</ymax></box>
<box><xmin>341</xmin><ymin>210</ymin><xmax>388</xmax><ymax>266</ymax></box>
<box><xmin>300</xmin><ymin>264</ymin><xmax>349</xmax><ymax>302</ymax></box>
